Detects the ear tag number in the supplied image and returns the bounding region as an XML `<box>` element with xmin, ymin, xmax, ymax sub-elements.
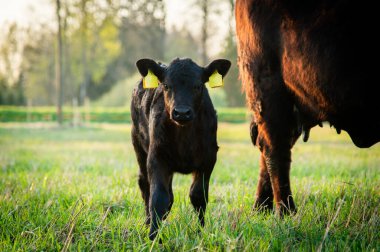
<box><xmin>143</xmin><ymin>69</ymin><xmax>159</xmax><ymax>88</ymax></box>
<box><xmin>208</xmin><ymin>70</ymin><xmax>223</xmax><ymax>88</ymax></box>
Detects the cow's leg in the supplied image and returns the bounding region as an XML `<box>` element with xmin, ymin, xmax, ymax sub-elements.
<box><xmin>263</xmin><ymin>145</ymin><xmax>296</xmax><ymax>216</ymax></box>
<box><xmin>251</xmin><ymin>121</ymin><xmax>274</xmax><ymax>211</ymax></box>
<box><xmin>138</xmin><ymin>161</ymin><xmax>150</xmax><ymax>224</ymax></box>
<box><xmin>189</xmin><ymin>168</ymin><xmax>213</xmax><ymax>227</ymax></box>
<box><xmin>236</xmin><ymin>0</ymin><xmax>299</xmax><ymax>215</ymax></box>
<box><xmin>131</xmin><ymin>134</ymin><xmax>150</xmax><ymax>224</ymax></box>
<box><xmin>257</xmin><ymin>89</ymin><xmax>298</xmax><ymax>216</ymax></box>
<box><xmin>147</xmin><ymin>157</ymin><xmax>172</xmax><ymax>241</ymax></box>
<box><xmin>254</xmin><ymin>154</ymin><xmax>274</xmax><ymax>211</ymax></box>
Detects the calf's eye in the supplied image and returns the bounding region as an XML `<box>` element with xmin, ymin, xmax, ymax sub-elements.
<box><xmin>163</xmin><ymin>84</ymin><xmax>170</xmax><ymax>91</ymax></box>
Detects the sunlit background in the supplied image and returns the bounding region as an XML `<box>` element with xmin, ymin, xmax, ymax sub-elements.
<box><xmin>0</xmin><ymin>0</ymin><xmax>243</xmax><ymax>114</ymax></box>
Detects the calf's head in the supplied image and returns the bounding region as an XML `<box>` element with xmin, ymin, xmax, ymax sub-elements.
<box><xmin>136</xmin><ymin>58</ymin><xmax>231</xmax><ymax>125</ymax></box>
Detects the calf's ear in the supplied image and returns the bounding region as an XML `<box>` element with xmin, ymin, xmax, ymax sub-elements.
<box><xmin>136</xmin><ymin>59</ymin><xmax>166</xmax><ymax>87</ymax></box>
<box><xmin>203</xmin><ymin>59</ymin><xmax>231</xmax><ymax>87</ymax></box>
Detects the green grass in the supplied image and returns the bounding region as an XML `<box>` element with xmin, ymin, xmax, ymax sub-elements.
<box><xmin>0</xmin><ymin>122</ymin><xmax>379</xmax><ymax>251</ymax></box>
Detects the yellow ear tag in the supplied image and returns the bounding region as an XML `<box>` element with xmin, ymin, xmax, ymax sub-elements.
<box><xmin>208</xmin><ymin>70</ymin><xmax>223</xmax><ymax>88</ymax></box>
<box><xmin>143</xmin><ymin>69</ymin><xmax>159</xmax><ymax>88</ymax></box>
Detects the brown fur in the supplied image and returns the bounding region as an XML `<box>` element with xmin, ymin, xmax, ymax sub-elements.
<box><xmin>236</xmin><ymin>0</ymin><xmax>380</xmax><ymax>214</ymax></box>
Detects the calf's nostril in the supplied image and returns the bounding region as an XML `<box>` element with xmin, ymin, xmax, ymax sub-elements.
<box><xmin>172</xmin><ymin>107</ymin><xmax>193</xmax><ymax>121</ymax></box>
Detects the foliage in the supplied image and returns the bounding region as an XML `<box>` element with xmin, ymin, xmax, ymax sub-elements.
<box><xmin>92</xmin><ymin>73</ymin><xmax>141</xmax><ymax>107</ymax></box>
<box><xmin>0</xmin><ymin>0</ymin><xmax>244</xmax><ymax>108</ymax></box>
<box><xmin>22</xmin><ymin>25</ymin><xmax>56</xmax><ymax>106</ymax></box>
<box><xmin>164</xmin><ymin>27</ymin><xmax>201</xmax><ymax>63</ymax></box>
<box><xmin>0</xmin><ymin>24</ymin><xmax>26</xmax><ymax>106</ymax></box>
<box><xmin>220</xmin><ymin>35</ymin><xmax>245</xmax><ymax>107</ymax></box>
<box><xmin>0</xmin><ymin>123</ymin><xmax>379</xmax><ymax>250</ymax></box>
<box><xmin>0</xmin><ymin>75</ymin><xmax>25</xmax><ymax>106</ymax></box>
<box><xmin>218</xmin><ymin>0</ymin><xmax>245</xmax><ymax>107</ymax></box>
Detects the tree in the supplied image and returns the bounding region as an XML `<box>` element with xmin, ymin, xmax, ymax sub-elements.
<box><xmin>0</xmin><ymin>23</ymin><xmax>21</xmax><ymax>86</ymax></box>
<box><xmin>56</xmin><ymin>0</ymin><xmax>64</xmax><ymax>124</ymax></box>
<box><xmin>62</xmin><ymin>0</ymin><xmax>122</xmax><ymax>102</ymax></box>
<box><xmin>200</xmin><ymin>0</ymin><xmax>209</xmax><ymax>65</ymax></box>
<box><xmin>117</xmin><ymin>0</ymin><xmax>166</xmax><ymax>71</ymax></box>
<box><xmin>193</xmin><ymin>0</ymin><xmax>222</xmax><ymax>66</ymax></box>
<box><xmin>219</xmin><ymin>0</ymin><xmax>245</xmax><ymax>107</ymax></box>
<box><xmin>79</xmin><ymin>0</ymin><xmax>89</xmax><ymax>105</ymax></box>
<box><xmin>0</xmin><ymin>23</ymin><xmax>27</xmax><ymax>105</ymax></box>
<box><xmin>22</xmin><ymin>25</ymin><xmax>56</xmax><ymax>106</ymax></box>
<box><xmin>164</xmin><ymin>27</ymin><xmax>200</xmax><ymax>62</ymax></box>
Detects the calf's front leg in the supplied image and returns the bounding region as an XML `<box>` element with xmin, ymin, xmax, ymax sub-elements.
<box><xmin>147</xmin><ymin>156</ymin><xmax>172</xmax><ymax>241</ymax></box>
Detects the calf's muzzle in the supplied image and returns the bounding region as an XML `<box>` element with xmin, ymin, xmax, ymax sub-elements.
<box><xmin>172</xmin><ymin>106</ymin><xmax>194</xmax><ymax>122</ymax></box>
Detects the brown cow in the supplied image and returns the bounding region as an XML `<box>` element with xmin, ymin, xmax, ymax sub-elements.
<box><xmin>235</xmin><ymin>0</ymin><xmax>379</xmax><ymax>214</ymax></box>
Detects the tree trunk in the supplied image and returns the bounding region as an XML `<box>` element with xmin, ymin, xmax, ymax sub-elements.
<box><xmin>201</xmin><ymin>0</ymin><xmax>208</xmax><ymax>65</ymax></box>
<box><xmin>80</xmin><ymin>0</ymin><xmax>89</xmax><ymax>106</ymax></box>
<box><xmin>56</xmin><ymin>0</ymin><xmax>64</xmax><ymax>125</ymax></box>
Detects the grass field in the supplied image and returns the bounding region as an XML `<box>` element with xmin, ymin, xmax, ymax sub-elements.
<box><xmin>0</xmin><ymin>122</ymin><xmax>379</xmax><ymax>251</ymax></box>
<box><xmin>0</xmin><ymin>106</ymin><xmax>249</xmax><ymax>124</ymax></box>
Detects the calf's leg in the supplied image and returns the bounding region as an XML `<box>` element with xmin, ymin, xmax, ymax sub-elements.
<box><xmin>162</xmin><ymin>175</ymin><xmax>174</xmax><ymax>221</ymax></box>
<box><xmin>147</xmin><ymin>157</ymin><xmax>172</xmax><ymax>241</ymax></box>
<box><xmin>190</xmin><ymin>170</ymin><xmax>213</xmax><ymax>227</ymax></box>
<box><xmin>131</xmin><ymin>134</ymin><xmax>150</xmax><ymax>224</ymax></box>
<box><xmin>138</xmin><ymin>170</ymin><xmax>150</xmax><ymax>224</ymax></box>
<box><xmin>168</xmin><ymin>175</ymin><xmax>174</xmax><ymax>214</ymax></box>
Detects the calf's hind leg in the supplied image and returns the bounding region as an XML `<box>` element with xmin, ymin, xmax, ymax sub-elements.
<box><xmin>168</xmin><ymin>175</ymin><xmax>174</xmax><ymax>213</ymax></box>
<box><xmin>131</xmin><ymin>134</ymin><xmax>150</xmax><ymax>224</ymax></box>
<box><xmin>190</xmin><ymin>169</ymin><xmax>213</xmax><ymax>226</ymax></box>
<box><xmin>163</xmin><ymin>175</ymin><xmax>174</xmax><ymax>220</ymax></box>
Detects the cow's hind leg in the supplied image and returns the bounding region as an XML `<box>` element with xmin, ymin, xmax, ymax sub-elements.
<box><xmin>251</xmin><ymin>121</ymin><xmax>274</xmax><ymax>211</ymax></box>
<box><xmin>257</xmin><ymin>89</ymin><xmax>298</xmax><ymax>216</ymax></box>
<box><xmin>263</xmin><ymin>145</ymin><xmax>296</xmax><ymax>216</ymax></box>
<box><xmin>236</xmin><ymin>0</ymin><xmax>299</xmax><ymax>216</ymax></box>
<box><xmin>254</xmin><ymin>154</ymin><xmax>274</xmax><ymax>211</ymax></box>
